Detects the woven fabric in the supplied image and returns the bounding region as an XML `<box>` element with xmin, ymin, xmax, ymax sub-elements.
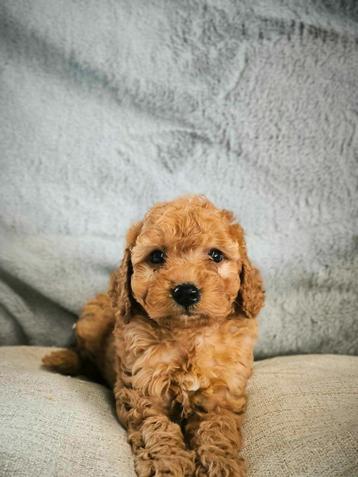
<box><xmin>0</xmin><ymin>346</ymin><xmax>136</xmax><ymax>477</ymax></box>
<box><xmin>1</xmin><ymin>347</ymin><xmax>357</xmax><ymax>476</ymax></box>
<box><xmin>243</xmin><ymin>354</ymin><xmax>358</xmax><ymax>476</ymax></box>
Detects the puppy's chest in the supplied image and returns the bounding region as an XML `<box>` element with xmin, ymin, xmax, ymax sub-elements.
<box><xmin>122</xmin><ymin>323</ymin><xmax>252</xmax><ymax>409</ymax></box>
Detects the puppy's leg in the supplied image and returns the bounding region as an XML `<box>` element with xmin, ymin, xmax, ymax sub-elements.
<box><xmin>186</xmin><ymin>408</ymin><xmax>246</xmax><ymax>477</ymax></box>
<box><xmin>115</xmin><ymin>384</ymin><xmax>195</xmax><ymax>477</ymax></box>
<box><xmin>42</xmin><ymin>348</ymin><xmax>81</xmax><ymax>375</ymax></box>
<box><xmin>42</xmin><ymin>293</ymin><xmax>116</xmax><ymax>384</ymax></box>
<box><xmin>76</xmin><ymin>293</ymin><xmax>115</xmax><ymax>357</ymax></box>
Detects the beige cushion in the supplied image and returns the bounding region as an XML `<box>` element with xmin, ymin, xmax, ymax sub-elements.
<box><xmin>0</xmin><ymin>346</ymin><xmax>136</xmax><ymax>476</ymax></box>
<box><xmin>0</xmin><ymin>347</ymin><xmax>357</xmax><ymax>476</ymax></box>
<box><xmin>243</xmin><ymin>354</ymin><xmax>358</xmax><ymax>476</ymax></box>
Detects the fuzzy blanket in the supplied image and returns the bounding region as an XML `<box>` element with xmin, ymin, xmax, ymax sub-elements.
<box><xmin>0</xmin><ymin>0</ymin><xmax>357</xmax><ymax>358</ymax></box>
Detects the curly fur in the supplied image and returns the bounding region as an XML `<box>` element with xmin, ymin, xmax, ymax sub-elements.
<box><xmin>43</xmin><ymin>194</ymin><xmax>265</xmax><ymax>476</ymax></box>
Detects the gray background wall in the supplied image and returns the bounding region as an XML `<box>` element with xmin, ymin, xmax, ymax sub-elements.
<box><xmin>0</xmin><ymin>0</ymin><xmax>357</xmax><ymax>358</ymax></box>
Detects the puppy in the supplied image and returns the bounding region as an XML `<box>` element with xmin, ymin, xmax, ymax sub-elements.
<box><xmin>43</xmin><ymin>194</ymin><xmax>265</xmax><ymax>477</ymax></box>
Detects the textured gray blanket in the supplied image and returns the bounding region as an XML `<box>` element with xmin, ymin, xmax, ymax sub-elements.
<box><xmin>0</xmin><ymin>1</ymin><xmax>357</xmax><ymax>358</ymax></box>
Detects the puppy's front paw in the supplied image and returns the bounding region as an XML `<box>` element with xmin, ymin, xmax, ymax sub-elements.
<box><xmin>195</xmin><ymin>449</ymin><xmax>246</xmax><ymax>477</ymax></box>
<box><xmin>135</xmin><ymin>447</ymin><xmax>195</xmax><ymax>477</ymax></box>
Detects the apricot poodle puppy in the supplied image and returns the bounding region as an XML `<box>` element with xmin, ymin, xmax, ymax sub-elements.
<box><xmin>43</xmin><ymin>194</ymin><xmax>265</xmax><ymax>477</ymax></box>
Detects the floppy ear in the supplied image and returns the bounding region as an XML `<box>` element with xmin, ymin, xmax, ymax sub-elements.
<box><xmin>222</xmin><ymin>210</ymin><xmax>265</xmax><ymax>319</ymax></box>
<box><xmin>237</xmin><ymin>255</ymin><xmax>265</xmax><ymax>318</ymax></box>
<box><xmin>108</xmin><ymin>220</ymin><xmax>143</xmax><ymax>323</ymax></box>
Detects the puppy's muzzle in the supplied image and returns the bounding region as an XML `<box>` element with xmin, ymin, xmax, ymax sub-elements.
<box><xmin>171</xmin><ymin>283</ymin><xmax>201</xmax><ymax>308</ymax></box>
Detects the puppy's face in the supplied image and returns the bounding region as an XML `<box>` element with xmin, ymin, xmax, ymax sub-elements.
<box><xmin>129</xmin><ymin>197</ymin><xmax>243</xmax><ymax>326</ymax></box>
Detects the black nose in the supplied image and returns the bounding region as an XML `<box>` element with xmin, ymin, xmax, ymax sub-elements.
<box><xmin>171</xmin><ymin>283</ymin><xmax>201</xmax><ymax>308</ymax></box>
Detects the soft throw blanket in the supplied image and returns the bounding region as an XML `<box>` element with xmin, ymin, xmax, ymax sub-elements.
<box><xmin>0</xmin><ymin>0</ymin><xmax>357</xmax><ymax>358</ymax></box>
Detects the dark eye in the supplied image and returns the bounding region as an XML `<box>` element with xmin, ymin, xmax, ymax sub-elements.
<box><xmin>149</xmin><ymin>249</ymin><xmax>166</xmax><ymax>264</ymax></box>
<box><xmin>208</xmin><ymin>248</ymin><xmax>224</xmax><ymax>263</ymax></box>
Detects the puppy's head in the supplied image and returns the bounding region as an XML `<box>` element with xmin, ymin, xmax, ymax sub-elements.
<box><xmin>109</xmin><ymin>195</ymin><xmax>264</xmax><ymax>327</ymax></box>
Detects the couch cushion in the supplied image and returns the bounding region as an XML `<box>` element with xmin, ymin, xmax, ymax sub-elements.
<box><xmin>0</xmin><ymin>346</ymin><xmax>136</xmax><ymax>476</ymax></box>
<box><xmin>242</xmin><ymin>354</ymin><xmax>358</xmax><ymax>476</ymax></box>
<box><xmin>0</xmin><ymin>347</ymin><xmax>357</xmax><ymax>476</ymax></box>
